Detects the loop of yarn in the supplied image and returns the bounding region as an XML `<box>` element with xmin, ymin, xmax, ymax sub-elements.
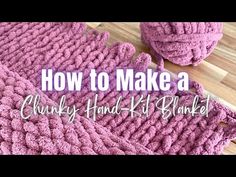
<box><xmin>140</xmin><ymin>22</ymin><xmax>223</xmax><ymax>66</ymax></box>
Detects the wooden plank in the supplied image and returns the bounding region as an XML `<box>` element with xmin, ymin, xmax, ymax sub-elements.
<box><xmin>222</xmin><ymin>142</ymin><xmax>236</xmax><ymax>155</ymax></box>
<box><xmin>222</xmin><ymin>73</ymin><xmax>236</xmax><ymax>90</ymax></box>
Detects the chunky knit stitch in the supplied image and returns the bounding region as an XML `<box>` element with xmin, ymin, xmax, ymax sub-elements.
<box><xmin>140</xmin><ymin>22</ymin><xmax>223</xmax><ymax>66</ymax></box>
<box><xmin>0</xmin><ymin>22</ymin><xmax>236</xmax><ymax>155</ymax></box>
<box><xmin>0</xmin><ymin>63</ymin><xmax>154</xmax><ymax>155</ymax></box>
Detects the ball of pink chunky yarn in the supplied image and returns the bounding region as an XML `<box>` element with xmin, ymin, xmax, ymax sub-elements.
<box><xmin>140</xmin><ymin>22</ymin><xmax>223</xmax><ymax>66</ymax></box>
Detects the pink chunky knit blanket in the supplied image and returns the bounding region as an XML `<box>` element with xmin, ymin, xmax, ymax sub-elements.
<box><xmin>0</xmin><ymin>22</ymin><xmax>236</xmax><ymax>155</ymax></box>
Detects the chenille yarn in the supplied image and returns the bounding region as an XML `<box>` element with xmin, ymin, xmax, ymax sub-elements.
<box><xmin>0</xmin><ymin>22</ymin><xmax>236</xmax><ymax>155</ymax></box>
<box><xmin>140</xmin><ymin>22</ymin><xmax>223</xmax><ymax>66</ymax></box>
<box><xmin>0</xmin><ymin>63</ymin><xmax>155</xmax><ymax>155</ymax></box>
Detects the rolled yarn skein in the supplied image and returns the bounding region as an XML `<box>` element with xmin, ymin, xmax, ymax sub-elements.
<box><xmin>140</xmin><ymin>22</ymin><xmax>223</xmax><ymax>66</ymax></box>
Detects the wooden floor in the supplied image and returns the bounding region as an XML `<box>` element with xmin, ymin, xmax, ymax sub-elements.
<box><xmin>86</xmin><ymin>22</ymin><xmax>236</xmax><ymax>155</ymax></box>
